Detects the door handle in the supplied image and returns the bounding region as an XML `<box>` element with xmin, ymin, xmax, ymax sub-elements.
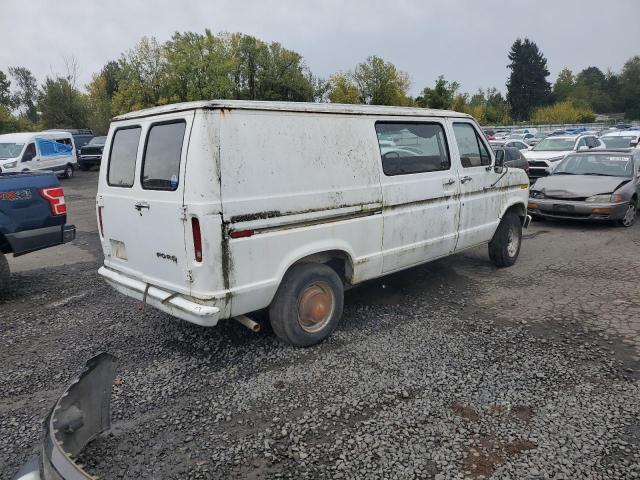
<box><xmin>460</xmin><ymin>176</ymin><xmax>472</xmax><ymax>184</ymax></box>
<box><xmin>134</xmin><ymin>201</ymin><xmax>150</xmax><ymax>211</ymax></box>
<box><xmin>443</xmin><ymin>178</ymin><xmax>456</xmax><ymax>186</ymax></box>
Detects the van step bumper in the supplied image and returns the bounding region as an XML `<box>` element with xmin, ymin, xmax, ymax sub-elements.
<box><xmin>98</xmin><ymin>266</ymin><xmax>220</xmax><ymax>327</ymax></box>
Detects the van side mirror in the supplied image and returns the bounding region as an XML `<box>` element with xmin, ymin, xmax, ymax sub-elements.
<box><xmin>22</xmin><ymin>151</ymin><xmax>35</xmax><ymax>162</ymax></box>
<box><xmin>630</xmin><ymin>140</ymin><xmax>638</xmax><ymax>147</ymax></box>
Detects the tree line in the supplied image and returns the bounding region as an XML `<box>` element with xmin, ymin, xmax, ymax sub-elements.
<box><xmin>1</xmin><ymin>31</ymin><xmax>639</xmax><ymax>135</ymax></box>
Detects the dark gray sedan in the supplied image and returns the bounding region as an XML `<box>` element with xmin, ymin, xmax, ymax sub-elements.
<box><xmin>528</xmin><ymin>149</ymin><xmax>639</xmax><ymax>227</ymax></box>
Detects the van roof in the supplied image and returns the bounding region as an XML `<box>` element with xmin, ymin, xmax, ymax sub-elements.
<box><xmin>113</xmin><ymin>100</ymin><xmax>472</xmax><ymax>121</ymax></box>
<box><xmin>0</xmin><ymin>131</ymin><xmax>73</xmax><ymax>142</ymax></box>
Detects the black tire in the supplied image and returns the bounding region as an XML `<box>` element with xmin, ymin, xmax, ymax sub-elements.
<box><xmin>488</xmin><ymin>212</ymin><xmax>522</xmax><ymax>268</ymax></box>
<box><xmin>0</xmin><ymin>253</ymin><xmax>10</xmax><ymax>292</ymax></box>
<box><xmin>618</xmin><ymin>198</ymin><xmax>637</xmax><ymax>227</ymax></box>
<box><xmin>64</xmin><ymin>164</ymin><xmax>74</xmax><ymax>179</ymax></box>
<box><xmin>269</xmin><ymin>263</ymin><xmax>344</xmax><ymax>347</ymax></box>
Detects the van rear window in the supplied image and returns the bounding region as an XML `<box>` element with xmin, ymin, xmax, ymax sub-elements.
<box><xmin>108</xmin><ymin>127</ymin><xmax>141</xmax><ymax>187</ymax></box>
<box><xmin>141</xmin><ymin>121</ymin><xmax>186</xmax><ymax>191</ymax></box>
<box><xmin>375</xmin><ymin>122</ymin><xmax>450</xmax><ymax>176</ymax></box>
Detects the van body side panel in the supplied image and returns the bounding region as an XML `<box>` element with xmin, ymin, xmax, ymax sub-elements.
<box><xmin>218</xmin><ymin>110</ymin><xmax>384</xmax><ymax>316</ymax></box>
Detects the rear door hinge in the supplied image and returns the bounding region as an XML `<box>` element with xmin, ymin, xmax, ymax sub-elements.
<box><xmin>180</xmin><ymin>205</ymin><xmax>188</xmax><ymax>221</ymax></box>
<box><xmin>186</xmin><ymin>270</ymin><xmax>194</xmax><ymax>283</ymax></box>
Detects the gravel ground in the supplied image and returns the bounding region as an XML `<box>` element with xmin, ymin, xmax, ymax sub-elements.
<box><xmin>1</xmin><ymin>172</ymin><xmax>639</xmax><ymax>479</ymax></box>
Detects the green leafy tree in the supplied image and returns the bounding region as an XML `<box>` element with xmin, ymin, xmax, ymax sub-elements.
<box><xmin>8</xmin><ymin>66</ymin><xmax>39</xmax><ymax>122</ymax></box>
<box><xmin>0</xmin><ymin>105</ymin><xmax>35</xmax><ymax>133</ymax></box>
<box><xmin>111</xmin><ymin>37</ymin><xmax>168</xmax><ymax>114</ymax></box>
<box><xmin>416</xmin><ymin>75</ymin><xmax>459</xmax><ymax>109</ymax></box>
<box><xmin>553</xmin><ymin>68</ymin><xmax>574</xmax><ymax>102</ymax></box>
<box><xmin>86</xmin><ymin>74</ymin><xmax>113</xmax><ymax>135</ymax></box>
<box><xmin>38</xmin><ymin>77</ymin><xmax>87</xmax><ymax>129</ymax></box>
<box><xmin>328</xmin><ymin>73</ymin><xmax>360</xmax><ymax>104</ymax></box>
<box><xmin>352</xmin><ymin>56</ymin><xmax>411</xmax><ymax>106</ymax></box>
<box><xmin>620</xmin><ymin>56</ymin><xmax>640</xmax><ymax>119</ymax></box>
<box><xmin>164</xmin><ymin>30</ymin><xmax>235</xmax><ymax>102</ymax></box>
<box><xmin>0</xmin><ymin>70</ymin><xmax>11</xmax><ymax>107</ymax></box>
<box><xmin>605</xmin><ymin>69</ymin><xmax>624</xmax><ymax>113</ymax></box>
<box><xmin>572</xmin><ymin>66</ymin><xmax>610</xmax><ymax>112</ymax></box>
<box><xmin>506</xmin><ymin>38</ymin><xmax>551</xmax><ymax>121</ymax></box>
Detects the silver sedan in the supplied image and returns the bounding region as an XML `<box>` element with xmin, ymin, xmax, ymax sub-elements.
<box><xmin>528</xmin><ymin>149</ymin><xmax>640</xmax><ymax>227</ymax></box>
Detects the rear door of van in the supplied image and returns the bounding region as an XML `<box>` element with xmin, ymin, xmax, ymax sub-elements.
<box><xmin>98</xmin><ymin>111</ymin><xmax>195</xmax><ymax>295</ymax></box>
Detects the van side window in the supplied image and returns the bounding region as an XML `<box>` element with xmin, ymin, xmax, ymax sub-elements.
<box><xmin>22</xmin><ymin>143</ymin><xmax>36</xmax><ymax>162</ymax></box>
<box><xmin>452</xmin><ymin>123</ymin><xmax>491</xmax><ymax>168</ymax></box>
<box><xmin>108</xmin><ymin>127</ymin><xmax>141</xmax><ymax>188</ymax></box>
<box><xmin>141</xmin><ymin>121</ymin><xmax>186</xmax><ymax>191</ymax></box>
<box><xmin>375</xmin><ymin>122</ymin><xmax>450</xmax><ymax>176</ymax></box>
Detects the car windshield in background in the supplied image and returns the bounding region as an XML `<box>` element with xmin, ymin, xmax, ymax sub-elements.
<box><xmin>602</xmin><ymin>136</ymin><xmax>636</xmax><ymax>148</ymax></box>
<box><xmin>0</xmin><ymin>143</ymin><xmax>25</xmax><ymax>158</ymax></box>
<box><xmin>532</xmin><ymin>138</ymin><xmax>575</xmax><ymax>151</ymax></box>
<box><xmin>555</xmin><ymin>154</ymin><xmax>634</xmax><ymax>177</ymax></box>
<box><xmin>89</xmin><ymin>136</ymin><xmax>107</xmax><ymax>145</ymax></box>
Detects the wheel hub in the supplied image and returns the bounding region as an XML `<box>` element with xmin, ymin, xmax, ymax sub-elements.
<box><xmin>507</xmin><ymin>226</ymin><xmax>519</xmax><ymax>257</ymax></box>
<box><xmin>297</xmin><ymin>282</ymin><xmax>335</xmax><ymax>333</ymax></box>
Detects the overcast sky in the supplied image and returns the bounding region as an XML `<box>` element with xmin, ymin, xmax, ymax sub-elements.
<box><xmin>1</xmin><ymin>0</ymin><xmax>639</xmax><ymax>96</ymax></box>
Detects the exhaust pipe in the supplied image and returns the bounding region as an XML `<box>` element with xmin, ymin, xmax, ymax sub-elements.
<box><xmin>234</xmin><ymin>315</ymin><xmax>261</xmax><ymax>333</ymax></box>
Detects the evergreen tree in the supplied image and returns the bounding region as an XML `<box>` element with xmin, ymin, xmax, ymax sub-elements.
<box><xmin>506</xmin><ymin>38</ymin><xmax>551</xmax><ymax>121</ymax></box>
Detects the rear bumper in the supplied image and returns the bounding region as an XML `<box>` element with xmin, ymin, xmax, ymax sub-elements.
<box><xmin>98</xmin><ymin>266</ymin><xmax>221</xmax><ymax>327</ymax></box>
<box><xmin>528</xmin><ymin>199</ymin><xmax>628</xmax><ymax>221</ymax></box>
<box><xmin>7</xmin><ymin>224</ymin><xmax>76</xmax><ymax>257</ymax></box>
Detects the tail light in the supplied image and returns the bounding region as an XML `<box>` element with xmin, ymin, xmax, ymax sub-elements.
<box><xmin>39</xmin><ymin>187</ymin><xmax>67</xmax><ymax>215</ymax></box>
<box><xmin>191</xmin><ymin>217</ymin><xmax>202</xmax><ymax>262</ymax></box>
<box><xmin>97</xmin><ymin>206</ymin><xmax>104</xmax><ymax>238</ymax></box>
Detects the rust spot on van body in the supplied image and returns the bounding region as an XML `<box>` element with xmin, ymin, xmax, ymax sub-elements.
<box><xmin>230</xmin><ymin>211</ymin><xmax>281</xmax><ymax>223</ymax></box>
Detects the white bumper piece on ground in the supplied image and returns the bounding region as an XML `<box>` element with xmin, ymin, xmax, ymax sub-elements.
<box><xmin>98</xmin><ymin>266</ymin><xmax>220</xmax><ymax>327</ymax></box>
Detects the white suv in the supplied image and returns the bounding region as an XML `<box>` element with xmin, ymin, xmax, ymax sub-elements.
<box><xmin>524</xmin><ymin>134</ymin><xmax>604</xmax><ymax>180</ymax></box>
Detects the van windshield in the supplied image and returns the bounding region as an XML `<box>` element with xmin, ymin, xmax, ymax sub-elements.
<box><xmin>0</xmin><ymin>143</ymin><xmax>25</xmax><ymax>158</ymax></box>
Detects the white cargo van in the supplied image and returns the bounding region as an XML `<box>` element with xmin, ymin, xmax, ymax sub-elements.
<box><xmin>97</xmin><ymin>101</ymin><xmax>530</xmax><ymax>346</ymax></box>
<box><xmin>0</xmin><ymin>131</ymin><xmax>77</xmax><ymax>178</ymax></box>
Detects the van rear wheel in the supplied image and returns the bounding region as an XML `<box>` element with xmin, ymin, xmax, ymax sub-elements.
<box><xmin>488</xmin><ymin>212</ymin><xmax>522</xmax><ymax>268</ymax></box>
<box><xmin>269</xmin><ymin>263</ymin><xmax>344</xmax><ymax>347</ymax></box>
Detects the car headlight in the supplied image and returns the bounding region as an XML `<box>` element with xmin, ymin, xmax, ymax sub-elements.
<box><xmin>2</xmin><ymin>161</ymin><xmax>17</xmax><ymax>169</ymax></box>
<box><xmin>530</xmin><ymin>190</ymin><xmax>546</xmax><ymax>199</ymax></box>
<box><xmin>585</xmin><ymin>194</ymin><xmax>612</xmax><ymax>203</ymax></box>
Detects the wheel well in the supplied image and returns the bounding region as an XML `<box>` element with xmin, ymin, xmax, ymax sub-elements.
<box><xmin>504</xmin><ymin>202</ymin><xmax>526</xmax><ymax>222</ymax></box>
<box><xmin>290</xmin><ymin>250</ymin><xmax>354</xmax><ymax>285</ymax></box>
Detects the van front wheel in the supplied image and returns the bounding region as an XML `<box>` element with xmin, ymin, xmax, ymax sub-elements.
<box><xmin>488</xmin><ymin>212</ymin><xmax>522</xmax><ymax>268</ymax></box>
<box><xmin>269</xmin><ymin>263</ymin><xmax>344</xmax><ymax>347</ymax></box>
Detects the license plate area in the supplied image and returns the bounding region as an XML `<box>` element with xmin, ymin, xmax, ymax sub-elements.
<box><xmin>553</xmin><ymin>204</ymin><xmax>575</xmax><ymax>212</ymax></box>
